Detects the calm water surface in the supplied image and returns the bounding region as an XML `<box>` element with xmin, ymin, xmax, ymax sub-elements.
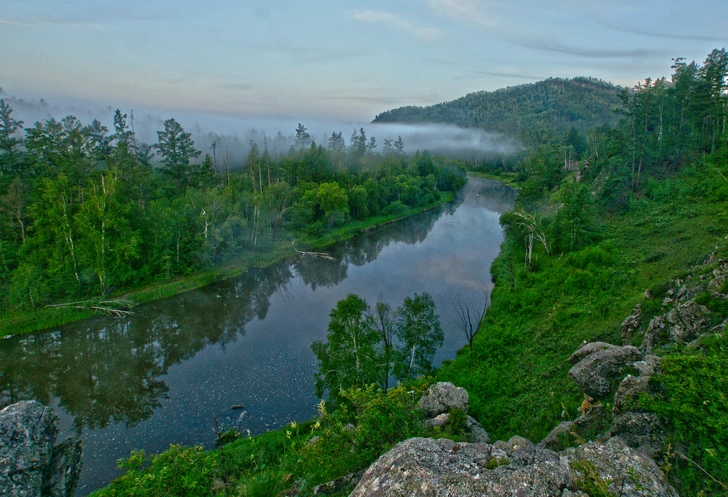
<box><xmin>0</xmin><ymin>177</ymin><xmax>515</xmax><ymax>495</ymax></box>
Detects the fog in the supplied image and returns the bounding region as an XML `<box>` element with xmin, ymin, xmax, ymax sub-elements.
<box><xmin>1</xmin><ymin>90</ymin><xmax>521</xmax><ymax>166</ymax></box>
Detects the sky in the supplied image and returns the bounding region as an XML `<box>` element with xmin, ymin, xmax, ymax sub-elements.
<box><xmin>1</xmin><ymin>0</ymin><xmax>727</xmax><ymax>123</ymax></box>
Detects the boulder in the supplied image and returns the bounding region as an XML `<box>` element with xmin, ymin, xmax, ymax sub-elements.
<box><xmin>425</xmin><ymin>413</ymin><xmax>451</xmax><ymax>428</ymax></box>
<box><xmin>613</xmin><ymin>375</ymin><xmax>650</xmax><ymax>417</ymax></box>
<box><xmin>631</xmin><ymin>355</ymin><xmax>660</xmax><ymax>377</ymax></box>
<box><xmin>620</xmin><ymin>305</ymin><xmax>642</xmax><ymax>345</ymax></box>
<box><xmin>0</xmin><ymin>401</ymin><xmax>82</xmax><ymax>497</ymax></box>
<box><xmin>568</xmin><ymin>343</ymin><xmax>641</xmax><ymax>400</ymax></box>
<box><xmin>349</xmin><ymin>436</ymin><xmax>676</xmax><ymax>497</ymax></box>
<box><xmin>465</xmin><ymin>416</ymin><xmax>490</xmax><ymax>444</ymax></box>
<box><xmin>44</xmin><ymin>437</ymin><xmax>83</xmax><ymax>497</ymax></box>
<box><xmin>0</xmin><ymin>401</ymin><xmax>59</xmax><ymax>497</ymax></box>
<box><xmin>417</xmin><ymin>382</ymin><xmax>468</xmax><ymax>418</ymax></box>
<box><xmin>608</xmin><ymin>413</ymin><xmax>663</xmax><ymax>459</ymax></box>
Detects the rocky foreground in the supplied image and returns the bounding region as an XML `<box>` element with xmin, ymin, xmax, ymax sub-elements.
<box><xmin>0</xmin><ymin>401</ymin><xmax>82</xmax><ymax>497</ymax></box>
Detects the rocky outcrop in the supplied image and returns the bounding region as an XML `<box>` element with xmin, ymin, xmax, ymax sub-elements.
<box><xmin>350</xmin><ymin>436</ymin><xmax>676</xmax><ymax>497</ymax></box>
<box><xmin>567</xmin><ymin>342</ymin><xmax>640</xmax><ymax>399</ymax></box>
<box><xmin>0</xmin><ymin>401</ymin><xmax>82</xmax><ymax>497</ymax></box>
<box><xmin>417</xmin><ymin>382</ymin><xmax>469</xmax><ymax>417</ymax></box>
<box><xmin>418</xmin><ymin>382</ymin><xmax>490</xmax><ymax>443</ymax></box>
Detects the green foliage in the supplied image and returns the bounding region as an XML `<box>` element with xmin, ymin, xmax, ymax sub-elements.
<box><xmin>570</xmin><ymin>460</ymin><xmax>616</xmax><ymax>497</ymax></box>
<box><xmin>311</xmin><ymin>294</ymin><xmax>381</xmax><ymax>401</ymax></box>
<box><xmin>641</xmin><ymin>335</ymin><xmax>728</xmax><ymax>496</ymax></box>
<box><xmin>0</xmin><ymin>104</ymin><xmax>464</xmax><ymax>323</ymax></box>
<box><xmin>93</xmin><ymin>445</ymin><xmax>218</xmax><ymax>497</ymax></box>
<box><xmin>312</xmin><ymin>292</ymin><xmax>444</xmax><ymax>400</ymax></box>
<box><xmin>394</xmin><ymin>292</ymin><xmax>444</xmax><ymax>380</ymax></box>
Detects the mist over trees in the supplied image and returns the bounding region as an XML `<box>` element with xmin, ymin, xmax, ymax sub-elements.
<box><xmin>0</xmin><ymin>105</ymin><xmax>465</xmax><ymax>313</ymax></box>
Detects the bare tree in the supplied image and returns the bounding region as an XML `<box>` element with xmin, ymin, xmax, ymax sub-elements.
<box><xmin>453</xmin><ymin>289</ymin><xmax>490</xmax><ymax>353</ymax></box>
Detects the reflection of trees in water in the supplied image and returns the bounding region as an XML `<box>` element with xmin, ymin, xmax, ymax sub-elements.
<box><xmin>465</xmin><ymin>178</ymin><xmax>516</xmax><ymax>214</ymax></box>
<box><xmin>0</xmin><ymin>193</ymin><xmax>474</xmax><ymax>431</ymax></box>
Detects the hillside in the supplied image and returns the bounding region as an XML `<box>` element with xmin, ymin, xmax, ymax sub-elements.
<box><xmin>373</xmin><ymin>77</ymin><xmax>622</xmax><ymax>144</ymax></box>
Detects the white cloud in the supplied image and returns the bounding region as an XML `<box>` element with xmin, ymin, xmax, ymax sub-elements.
<box><xmin>354</xmin><ymin>10</ymin><xmax>442</xmax><ymax>41</ymax></box>
<box><xmin>428</xmin><ymin>0</ymin><xmax>495</xmax><ymax>28</ymax></box>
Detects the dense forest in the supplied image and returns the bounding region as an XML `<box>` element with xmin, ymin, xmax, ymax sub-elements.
<box><xmin>0</xmin><ymin>109</ymin><xmax>464</xmax><ymax>324</ymax></box>
<box><xmin>373</xmin><ymin>77</ymin><xmax>623</xmax><ymax>145</ymax></box>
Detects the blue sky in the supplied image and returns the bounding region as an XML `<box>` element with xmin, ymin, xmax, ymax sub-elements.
<box><xmin>1</xmin><ymin>0</ymin><xmax>727</xmax><ymax>122</ymax></box>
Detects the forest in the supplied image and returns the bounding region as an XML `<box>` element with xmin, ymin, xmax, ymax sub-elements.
<box><xmin>0</xmin><ymin>110</ymin><xmax>464</xmax><ymax>327</ymax></box>
<box><xmin>373</xmin><ymin>76</ymin><xmax>623</xmax><ymax>146</ymax></box>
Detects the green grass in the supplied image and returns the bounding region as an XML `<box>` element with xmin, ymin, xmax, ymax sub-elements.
<box><xmin>438</xmin><ymin>167</ymin><xmax>728</xmax><ymax>443</ymax></box>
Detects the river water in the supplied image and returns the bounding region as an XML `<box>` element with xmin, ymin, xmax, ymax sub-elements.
<box><xmin>0</xmin><ymin>177</ymin><xmax>514</xmax><ymax>495</ymax></box>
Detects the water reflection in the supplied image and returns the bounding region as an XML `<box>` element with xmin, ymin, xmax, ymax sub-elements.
<box><xmin>0</xmin><ymin>177</ymin><xmax>514</xmax><ymax>494</ymax></box>
<box><xmin>0</xmin><ymin>197</ymin><xmax>456</xmax><ymax>431</ymax></box>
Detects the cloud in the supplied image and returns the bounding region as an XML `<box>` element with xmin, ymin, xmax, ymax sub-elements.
<box><xmin>354</xmin><ymin>10</ymin><xmax>442</xmax><ymax>41</ymax></box>
<box><xmin>600</xmin><ymin>21</ymin><xmax>728</xmax><ymax>43</ymax></box>
<box><xmin>428</xmin><ymin>0</ymin><xmax>495</xmax><ymax>28</ymax></box>
<box><xmin>515</xmin><ymin>39</ymin><xmax>669</xmax><ymax>59</ymax></box>
<box><xmin>0</xmin><ymin>17</ymin><xmax>103</xmax><ymax>30</ymax></box>
<box><xmin>219</xmin><ymin>84</ymin><xmax>255</xmax><ymax>91</ymax></box>
<box><xmin>423</xmin><ymin>57</ymin><xmax>540</xmax><ymax>81</ymax></box>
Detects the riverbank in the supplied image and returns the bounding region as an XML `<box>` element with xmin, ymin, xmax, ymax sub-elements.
<box><xmin>0</xmin><ymin>192</ymin><xmax>454</xmax><ymax>338</ymax></box>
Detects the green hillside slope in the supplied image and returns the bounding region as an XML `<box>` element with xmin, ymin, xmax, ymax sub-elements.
<box><xmin>373</xmin><ymin>77</ymin><xmax>622</xmax><ymax>144</ymax></box>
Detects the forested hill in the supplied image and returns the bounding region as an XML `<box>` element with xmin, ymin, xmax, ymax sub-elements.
<box><xmin>373</xmin><ymin>77</ymin><xmax>622</xmax><ymax>144</ymax></box>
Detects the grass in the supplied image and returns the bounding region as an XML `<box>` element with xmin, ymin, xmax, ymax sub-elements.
<box><xmin>0</xmin><ymin>193</ymin><xmax>453</xmax><ymax>338</ymax></box>
<box><xmin>438</xmin><ymin>166</ymin><xmax>728</xmax><ymax>443</ymax></box>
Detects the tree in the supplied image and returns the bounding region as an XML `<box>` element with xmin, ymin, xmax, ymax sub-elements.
<box><xmin>315</xmin><ymin>182</ymin><xmax>349</xmax><ymax>226</ymax></box>
<box><xmin>453</xmin><ymin>291</ymin><xmax>488</xmax><ymax>353</ymax></box>
<box><xmin>311</xmin><ymin>294</ymin><xmax>381</xmax><ymax>401</ymax></box>
<box><xmin>394</xmin><ymin>136</ymin><xmax>405</xmax><ymax>156</ymax></box>
<box><xmin>373</xmin><ymin>298</ymin><xmax>396</xmax><ymax>390</ymax></box>
<box><xmin>75</xmin><ymin>171</ymin><xmax>140</xmax><ymax>294</ymax></box>
<box><xmin>327</xmin><ymin>131</ymin><xmax>345</xmax><ymax>154</ymax></box>
<box><xmin>156</xmin><ymin>118</ymin><xmax>201</xmax><ymax>195</ymax></box>
<box><xmin>294</xmin><ymin>123</ymin><xmax>311</xmax><ymax>149</ymax></box>
<box><xmin>0</xmin><ymin>99</ymin><xmax>24</xmax><ymax>174</ymax></box>
<box><xmin>394</xmin><ymin>292</ymin><xmax>443</xmax><ymax>380</ymax></box>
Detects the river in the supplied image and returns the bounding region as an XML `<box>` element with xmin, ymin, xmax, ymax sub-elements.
<box><xmin>0</xmin><ymin>177</ymin><xmax>515</xmax><ymax>495</ymax></box>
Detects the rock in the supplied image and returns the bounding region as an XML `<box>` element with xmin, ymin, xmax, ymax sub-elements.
<box><xmin>643</xmin><ymin>315</ymin><xmax>666</xmax><ymax>350</ymax></box>
<box><xmin>426</xmin><ymin>413</ymin><xmax>451</xmax><ymax>427</ymax></box>
<box><xmin>313</xmin><ymin>469</ymin><xmax>365</xmax><ymax>495</ymax></box>
<box><xmin>568</xmin><ymin>343</ymin><xmax>641</xmax><ymax>400</ymax></box>
<box><xmin>566</xmin><ymin>437</ymin><xmax>676</xmax><ymax>496</ymax></box>
<box><xmin>538</xmin><ymin>421</ymin><xmax>575</xmax><ymax>451</ymax></box>
<box><xmin>0</xmin><ymin>401</ymin><xmax>82</xmax><ymax>497</ymax></box>
<box><xmin>620</xmin><ymin>306</ymin><xmax>642</xmax><ymax>345</ymax></box>
<box><xmin>307</xmin><ymin>436</ymin><xmax>321</xmax><ymax>446</ymax></box>
<box><xmin>667</xmin><ymin>301</ymin><xmax>711</xmax><ymax>343</ymax></box>
<box><xmin>417</xmin><ymin>382</ymin><xmax>468</xmax><ymax>417</ymax></box>
<box><xmin>0</xmin><ymin>401</ymin><xmax>59</xmax><ymax>497</ymax></box>
<box><xmin>343</xmin><ymin>423</ymin><xmax>356</xmax><ymax>433</ymax></box>
<box><xmin>613</xmin><ymin>375</ymin><xmax>650</xmax><ymax>417</ymax></box>
<box><xmin>631</xmin><ymin>355</ymin><xmax>660</xmax><ymax>377</ymax></box>
<box><xmin>44</xmin><ymin>437</ymin><xmax>83</xmax><ymax>497</ymax></box>
<box><xmin>349</xmin><ymin>436</ymin><xmax>676</xmax><ymax>497</ymax></box>
<box><xmin>561</xmin><ymin>490</ymin><xmax>589</xmax><ymax>497</ymax></box>
<box><xmin>608</xmin><ymin>413</ymin><xmax>663</xmax><ymax>458</ymax></box>
<box><xmin>538</xmin><ymin>405</ymin><xmax>610</xmax><ymax>452</ymax></box>
<box><xmin>465</xmin><ymin>416</ymin><xmax>490</xmax><ymax>443</ymax></box>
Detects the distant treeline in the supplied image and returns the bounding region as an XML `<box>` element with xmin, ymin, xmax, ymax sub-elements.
<box><xmin>0</xmin><ymin>110</ymin><xmax>465</xmax><ymax>310</ymax></box>
<box><xmin>373</xmin><ymin>77</ymin><xmax>623</xmax><ymax>145</ymax></box>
